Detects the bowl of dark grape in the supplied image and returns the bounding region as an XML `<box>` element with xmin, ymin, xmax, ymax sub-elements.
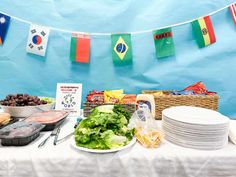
<box><xmin>0</xmin><ymin>94</ymin><xmax>55</xmax><ymax>118</ymax></box>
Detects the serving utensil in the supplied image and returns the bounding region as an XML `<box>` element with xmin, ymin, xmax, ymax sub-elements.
<box><xmin>53</xmin><ymin>125</ymin><xmax>61</xmax><ymax>145</ymax></box>
<box><xmin>54</xmin><ymin>131</ymin><xmax>74</xmax><ymax>145</ymax></box>
<box><xmin>54</xmin><ymin>117</ymin><xmax>82</xmax><ymax>145</ymax></box>
<box><xmin>38</xmin><ymin>127</ymin><xmax>58</xmax><ymax>148</ymax></box>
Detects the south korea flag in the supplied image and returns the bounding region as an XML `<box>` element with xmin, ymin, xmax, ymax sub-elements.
<box><xmin>26</xmin><ymin>24</ymin><xmax>50</xmax><ymax>56</ymax></box>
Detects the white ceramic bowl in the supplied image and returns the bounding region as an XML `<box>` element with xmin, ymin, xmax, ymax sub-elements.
<box><xmin>0</xmin><ymin>98</ymin><xmax>55</xmax><ymax>118</ymax></box>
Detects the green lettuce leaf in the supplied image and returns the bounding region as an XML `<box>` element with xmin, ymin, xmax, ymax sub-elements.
<box><xmin>74</xmin><ymin>105</ymin><xmax>134</xmax><ymax>150</ymax></box>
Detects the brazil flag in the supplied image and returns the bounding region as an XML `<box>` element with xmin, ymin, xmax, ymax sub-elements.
<box><xmin>111</xmin><ymin>34</ymin><xmax>132</xmax><ymax>65</ymax></box>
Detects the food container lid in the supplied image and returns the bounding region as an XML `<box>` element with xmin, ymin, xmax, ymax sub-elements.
<box><xmin>0</xmin><ymin>121</ymin><xmax>45</xmax><ymax>139</ymax></box>
<box><xmin>25</xmin><ymin>110</ymin><xmax>69</xmax><ymax>124</ymax></box>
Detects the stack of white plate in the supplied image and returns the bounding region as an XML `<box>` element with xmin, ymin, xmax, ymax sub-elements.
<box><xmin>162</xmin><ymin>106</ymin><xmax>229</xmax><ymax>150</ymax></box>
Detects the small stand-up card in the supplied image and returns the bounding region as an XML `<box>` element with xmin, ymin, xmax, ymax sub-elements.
<box><xmin>55</xmin><ymin>83</ymin><xmax>82</xmax><ymax>117</ymax></box>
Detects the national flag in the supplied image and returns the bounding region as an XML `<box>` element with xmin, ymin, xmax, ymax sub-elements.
<box><xmin>70</xmin><ymin>34</ymin><xmax>90</xmax><ymax>63</ymax></box>
<box><xmin>0</xmin><ymin>13</ymin><xmax>11</xmax><ymax>45</ymax></box>
<box><xmin>26</xmin><ymin>24</ymin><xmax>50</xmax><ymax>56</ymax></box>
<box><xmin>192</xmin><ymin>16</ymin><xmax>216</xmax><ymax>48</ymax></box>
<box><xmin>153</xmin><ymin>27</ymin><xmax>175</xmax><ymax>58</ymax></box>
<box><xmin>229</xmin><ymin>3</ymin><xmax>236</xmax><ymax>25</ymax></box>
<box><xmin>111</xmin><ymin>34</ymin><xmax>132</xmax><ymax>65</ymax></box>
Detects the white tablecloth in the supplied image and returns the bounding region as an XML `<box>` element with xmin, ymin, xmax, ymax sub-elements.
<box><xmin>1</xmin><ymin>118</ymin><xmax>236</xmax><ymax>177</ymax></box>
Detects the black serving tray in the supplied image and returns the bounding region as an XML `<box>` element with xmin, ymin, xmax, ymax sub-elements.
<box><xmin>41</xmin><ymin>117</ymin><xmax>66</xmax><ymax>131</ymax></box>
<box><xmin>0</xmin><ymin>121</ymin><xmax>45</xmax><ymax>146</ymax></box>
<box><xmin>1</xmin><ymin>131</ymin><xmax>40</xmax><ymax>146</ymax></box>
<box><xmin>25</xmin><ymin>111</ymin><xmax>69</xmax><ymax>131</ymax></box>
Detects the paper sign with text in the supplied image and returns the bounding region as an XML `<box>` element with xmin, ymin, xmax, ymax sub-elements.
<box><xmin>55</xmin><ymin>83</ymin><xmax>82</xmax><ymax>117</ymax></box>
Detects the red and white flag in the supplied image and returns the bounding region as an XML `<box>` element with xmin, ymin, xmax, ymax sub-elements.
<box><xmin>229</xmin><ymin>3</ymin><xmax>236</xmax><ymax>25</ymax></box>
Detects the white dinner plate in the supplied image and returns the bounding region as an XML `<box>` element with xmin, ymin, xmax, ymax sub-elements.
<box><xmin>162</xmin><ymin>122</ymin><xmax>229</xmax><ymax>137</ymax></box>
<box><xmin>162</xmin><ymin>120</ymin><xmax>229</xmax><ymax>133</ymax></box>
<box><xmin>162</xmin><ymin>106</ymin><xmax>229</xmax><ymax>125</ymax></box>
<box><xmin>164</xmin><ymin>131</ymin><xmax>228</xmax><ymax>144</ymax></box>
<box><xmin>162</xmin><ymin>116</ymin><xmax>229</xmax><ymax>130</ymax></box>
<box><xmin>163</xmin><ymin>115</ymin><xmax>229</xmax><ymax>127</ymax></box>
<box><xmin>161</xmin><ymin>106</ymin><xmax>230</xmax><ymax>150</ymax></box>
<box><xmin>164</xmin><ymin>134</ymin><xmax>228</xmax><ymax>150</ymax></box>
<box><xmin>71</xmin><ymin>136</ymin><xmax>136</xmax><ymax>153</ymax></box>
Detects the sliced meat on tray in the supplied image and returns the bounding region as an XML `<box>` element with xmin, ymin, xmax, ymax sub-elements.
<box><xmin>26</xmin><ymin>110</ymin><xmax>68</xmax><ymax>124</ymax></box>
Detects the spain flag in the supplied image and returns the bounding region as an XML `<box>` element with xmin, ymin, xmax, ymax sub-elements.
<box><xmin>192</xmin><ymin>16</ymin><xmax>216</xmax><ymax>48</ymax></box>
<box><xmin>0</xmin><ymin>13</ymin><xmax>10</xmax><ymax>45</ymax></box>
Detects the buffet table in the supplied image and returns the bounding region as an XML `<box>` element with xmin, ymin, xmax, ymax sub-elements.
<box><xmin>0</xmin><ymin>118</ymin><xmax>236</xmax><ymax>177</ymax></box>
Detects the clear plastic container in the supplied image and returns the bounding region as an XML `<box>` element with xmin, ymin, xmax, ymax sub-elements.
<box><xmin>25</xmin><ymin>110</ymin><xmax>69</xmax><ymax>131</ymax></box>
<box><xmin>0</xmin><ymin>121</ymin><xmax>45</xmax><ymax>146</ymax></box>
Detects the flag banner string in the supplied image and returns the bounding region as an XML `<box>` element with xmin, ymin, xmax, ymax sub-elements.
<box><xmin>0</xmin><ymin>2</ymin><xmax>234</xmax><ymax>36</ymax></box>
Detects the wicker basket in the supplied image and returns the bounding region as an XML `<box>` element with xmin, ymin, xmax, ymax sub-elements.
<box><xmin>142</xmin><ymin>90</ymin><xmax>219</xmax><ymax>119</ymax></box>
<box><xmin>83</xmin><ymin>102</ymin><xmax>136</xmax><ymax>117</ymax></box>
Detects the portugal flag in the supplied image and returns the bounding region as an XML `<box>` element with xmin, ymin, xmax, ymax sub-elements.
<box><xmin>192</xmin><ymin>16</ymin><xmax>216</xmax><ymax>48</ymax></box>
<box><xmin>111</xmin><ymin>34</ymin><xmax>132</xmax><ymax>65</ymax></box>
<box><xmin>70</xmin><ymin>34</ymin><xmax>90</xmax><ymax>63</ymax></box>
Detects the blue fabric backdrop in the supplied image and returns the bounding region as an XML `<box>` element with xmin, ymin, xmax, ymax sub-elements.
<box><xmin>0</xmin><ymin>0</ymin><xmax>235</xmax><ymax>117</ymax></box>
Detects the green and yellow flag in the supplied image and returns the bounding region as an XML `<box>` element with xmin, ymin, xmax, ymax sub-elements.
<box><xmin>111</xmin><ymin>34</ymin><xmax>132</xmax><ymax>65</ymax></box>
